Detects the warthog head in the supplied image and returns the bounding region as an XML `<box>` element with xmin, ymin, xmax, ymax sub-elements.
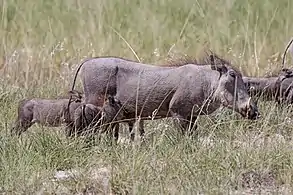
<box><xmin>101</xmin><ymin>95</ymin><xmax>125</xmax><ymax>124</ymax></box>
<box><xmin>69</xmin><ymin>95</ymin><xmax>125</xmax><ymax>137</ymax></box>
<box><xmin>210</xmin><ymin>55</ymin><xmax>260</xmax><ymax>120</ymax></box>
<box><xmin>71</xmin><ymin>103</ymin><xmax>103</xmax><ymax>137</ymax></box>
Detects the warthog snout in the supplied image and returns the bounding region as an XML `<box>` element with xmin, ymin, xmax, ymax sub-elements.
<box><xmin>239</xmin><ymin>98</ymin><xmax>260</xmax><ymax>120</ymax></box>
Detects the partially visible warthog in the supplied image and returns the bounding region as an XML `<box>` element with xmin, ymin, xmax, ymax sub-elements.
<box><xmin>243</xmin><ymin>76</ymin><xmax>280</xmax><ymax>101</ymax></box>
<box><xmin>274</xmin><ymin>37</ymin><xmax>293</xmax><ymax>103</ymax></box>
<box><xmin>243</xmin><ymin>69</ymin><xmax>293</xmax><ymax>102</ymax></box>
<box><xmin>242</xmin><ymin>38</ymin><xmax>293</xmax><ymax>104</ymax></box>
<box><xmin>243</xmin><ymin>36</ymin><xmax>293</xmax><ymax>104</ymax></box>
<box><xmin>11</xmin><ymin>90</ymin><xmax>84</xmax><ymax>136</ymax></box>
<box><xmin>275</xmin><ymin>74</ymin><xmax>293</xmax><ymax>104</ymax></box>
<box><xmin>243</xmin><ymin>76</ymin><xmax>275</xmax><ymax>97</ymax></box>
<box><xmin>100</xmin><ymin>53</ymin><xmax>260</xmax><ymax>137</ymax></box>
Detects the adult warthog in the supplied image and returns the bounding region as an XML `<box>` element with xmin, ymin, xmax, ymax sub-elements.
<box><xmin>98</xmin><ymin>53</ymin><xmax>260</xmax><ymax>138</ymax></box>
<box><xmin>10</xmin><ymin>90</ymin><xmax>84</xmax><ymax>136</ymax></box>
<box><xmin>69</xmin><ymin>56</ymin><xmax>194</xmax><ymax>140</ymax></box>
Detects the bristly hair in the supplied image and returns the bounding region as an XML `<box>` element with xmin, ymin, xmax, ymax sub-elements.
<box><xmin>200</xmin><ymin>50</ymin><xmax>232</xmax><ymax>65</ymax></box>
<box><xmin>162</xmin><ymin>53</ymin><xmax>199</xmax><ymax>67</ymax></box>
<box><xmin>163</xmin><ymin>51</ymin><xmax>232</xmax><ymax>66</ymax></box>
<box><xmin>162</xmin><ymin>50</ymin><xmax>243</xmax><ymax>75</ymax></box>
<box><xmin>264</xmin><ymin>70</ymin><xmax>282</xmax><ymax>78</ymax></box>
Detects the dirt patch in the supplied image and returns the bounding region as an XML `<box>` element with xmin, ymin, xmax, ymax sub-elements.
<box><xmin>240</xmin><ymin>170</ymin><xmax>277</xmax><ymax>189</ymax></box>
<box><xmin>37</xmin><ymin>166</ymin><xmax>112</xmax><ymax>195</ymax></box>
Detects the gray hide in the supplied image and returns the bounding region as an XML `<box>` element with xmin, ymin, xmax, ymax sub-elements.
<box><xmin>102</xmin><ymin>54</ymin><xmax>260</xmax><ymax>136</ymax></box>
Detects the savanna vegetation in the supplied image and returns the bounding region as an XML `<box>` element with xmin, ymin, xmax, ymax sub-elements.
<box><xmin>1</xmin><ymin>0</ymin><xmax>293</xmax><ymax>194</ymax></box>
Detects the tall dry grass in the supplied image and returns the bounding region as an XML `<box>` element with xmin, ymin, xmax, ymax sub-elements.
<box><xmin>1</xmin><ymin>0</ymin><xmax>293</xmax><ymax>194</ymax></box>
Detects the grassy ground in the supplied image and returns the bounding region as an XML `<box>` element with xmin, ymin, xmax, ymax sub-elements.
<box><xmin>1</xmin><ymin>0</ymin><xmax>293</xmax><ymax>194</ymax></box>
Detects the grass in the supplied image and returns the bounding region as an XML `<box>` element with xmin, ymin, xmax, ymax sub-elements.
<box><xmin>1</xmin><ymin>0</ymin><xmax>293</xmax><ymax>194</ymax></box>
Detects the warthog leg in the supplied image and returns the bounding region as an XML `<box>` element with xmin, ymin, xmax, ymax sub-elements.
<box><xmin>128</xmin><ymin>121</ymin><xmax>135</xmax><ymax>141</ymax></box>
<box><xmin>127</xmin><ymin>120</ymin><xmax>145</xmax><ymax>141</ymax></box>
<box><xmin>100</xmin><ymin>120</ymin><xmax>144</xmax><ymax>143</ymax></box>
<box><xmin>103</xmin><ymin>123</ymin><xmax>120</xmax><ymax>142</ymax></box>
<box><xmin>186</xmin><ymin>116</ymin><xmax>198</xmax><ymax>136</ymax></box>
<box><xmin>64</xmin><ymin>123</ymin><xmax>75</xmax><ymax>138</ymax></box>
<box><xmin>169</xmin><ymin>96</ymin><xmax>198</xmax><ymax>136</ymax></box>
<box><xmin>112</xmin><ymin>124</ymin><xmax>119</xmax><ymax>142</ymax></box>
<box><xmin>170</xmin><ymin>111</ymin><xmax>198</xmax><ymax>136</ymax></box>
<box><xmin>138</xmin><ymin>120</ymin><xmax>145</xmax><ymax>140</ymax></box>
<box><xmin>285</xmin><ymin>87</ymin><xmax>293</xmax><ymax>104</ymax></box>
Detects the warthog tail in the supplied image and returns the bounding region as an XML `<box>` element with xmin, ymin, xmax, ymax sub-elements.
<box><xmin>67</xmin><ymin>57</ymin><xmax>99</xmax><ymax>122</ymax></box>
<box><xmin>281</xmin><ymin>37</ymin><xmax>293</xmax><ymax>70</ymax></box>
<box><xmin>274</xmin><ymin>38</ymin><xmax>293</xmax><ymax>103</ymax></box>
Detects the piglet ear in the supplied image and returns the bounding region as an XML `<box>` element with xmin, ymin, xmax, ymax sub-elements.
<box><xmin>68</xmin><ymin>90</ymin><xmax>83</xmax><ymax>99</ymax></box>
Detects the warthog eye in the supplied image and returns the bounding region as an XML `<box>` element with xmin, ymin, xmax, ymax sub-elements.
<box><xmin>229</xmin><ymin>71</ymin><xmax>236</xmax><ymax>78</ymax></box>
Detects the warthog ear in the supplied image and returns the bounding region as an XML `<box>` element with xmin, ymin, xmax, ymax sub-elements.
<box><xmin>211</xmin><ymin>64</ymin><xmax>228</xmax><ymax>75</ymax></box>
<box><xmin>209</xmin><ymin>54</ymin><xmax>228</xmax><ymax>74</ymax></box>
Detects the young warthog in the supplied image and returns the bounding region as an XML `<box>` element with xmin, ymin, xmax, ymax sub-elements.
<box><xmin>97</xmin><ymin>53</ymin><xmax>260</xmax><ymax>137</ymax></box>
<box><xmin>11</xmin><ymin>90</ymin><xmax>84</xmax><ymax>136</ymax></box>
<box><xmin>244</xmin><ymin>68</ymin><xmax>293</xmax><ymax>102</ymax></box>
<box><xmin>243</xmin><ymin>76</ymin><xmax>280</xmax><ymax>101</ymax></box>
<box><xmin>243</xmin><ymin>37</ymin><xmax>293</xmax><ymax>104</ymax></box>
<box><xmin>69</xmin><ymin>95</ymin><xmax>125</xmax><ymax>140</ymax></box>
